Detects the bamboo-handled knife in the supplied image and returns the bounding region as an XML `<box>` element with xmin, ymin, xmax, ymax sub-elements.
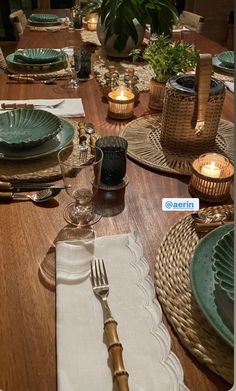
<box><xmin>0</xmin><ymin>181</ymin><xmax>68</xmax><ymax>192</ymax></box>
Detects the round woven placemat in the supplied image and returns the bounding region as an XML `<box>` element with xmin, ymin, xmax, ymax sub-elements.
<box><xmin>0</xmin><ymin>119</ymin><xmax>77</xmax><ymax>182</ymax></box>
<box><xmin>155</xmin><ymin>204</ymin><xmax>234</xmax><ymax>384</ymax></box>
<box><xmin>120</xmin><ymin>114</ymin><xmax>234</xmax><ymax>175</ymax></box>
<box><xmin>29</xmin><ymin>23</ymin><xmax>68</xmax><ymax>31</ymax></box>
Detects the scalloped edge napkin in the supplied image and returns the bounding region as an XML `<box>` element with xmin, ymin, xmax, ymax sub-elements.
<box><xmin>56</xmin><ymin>233</ymin><xmax>189</xmax><ymax>391</ymax></box>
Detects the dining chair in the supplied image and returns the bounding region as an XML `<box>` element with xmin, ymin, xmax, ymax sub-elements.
<box><xmin>179</xmin><ymin>10</ymin><xmax>205</xmax><ymax>32</ymax></box>
<box><xmin>0</xmin><ymin>47</ymin><xmax>7</xmax><ymax>72</ymax></box>
<box><xmin>184</xmin><ymin>0</ymin><xmax>234</xmax><ymax>45</ymax></box>
<box><xmin>9</xmin><ymin>10</ymin><xmax>27</xmax><ymax>40</ymax></box>
<box><xmin>37</xmin><ymin>0</ymin><xmax>51</xmax><ymax>8</ymax></box>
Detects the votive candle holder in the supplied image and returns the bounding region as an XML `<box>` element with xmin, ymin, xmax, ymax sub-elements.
<box><xmin>189</xmin><ymin>153</ymin><xmax>234</xmax><ymax>202</ymax></box>
<box><xmin>107</xmin><ymin>86</ymin><xmax>135</xmax><ymax>120</ymax></box>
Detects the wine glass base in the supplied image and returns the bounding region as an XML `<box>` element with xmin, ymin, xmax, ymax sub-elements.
<box><xmin>63</xmin><ymin>202</ymin><xmax>101</xmax><ymax>227</ymax></box>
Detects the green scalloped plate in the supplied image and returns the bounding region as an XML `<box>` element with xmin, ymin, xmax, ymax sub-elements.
<box><xmin>0</xmin><ymin>109</ymin><xmax>62</xmax><ymax>149</ymax></box>
<box><xmin>217</xmin><ymin>51</ymin><xmax>234</xmax><ymax>69</ymax></box>
<box><xmin>6</xmin><ymin>52</ymin><xmax>66</xmax><ymax>72</ymax></box>
<box><xmin>14</xmin><ymin>48</ymin><xmax>63</xmax><ymax>64</ymax></box>
<box><xmin>0</xmin><ymin>119</ymin><xmax>74</xmax><ymax>160</ymax></box>
<box><xmin>212</xmin><ymin>56</ymin><xmax>234</xmax><ymax>75</ymax></box>
<box><xmin>29</xmin><ymin>13</ymin><xmax>59</xmax><ymax>23</ymax></box>
<box><xmin>212</xmin><ymin>228</ymin><xmax>234</xmax><ymax>301</ymax></box>
<box><xmin>190</xmin><ymin>224</ymin><xmax>234</xmax><ymax>348</ymax></box>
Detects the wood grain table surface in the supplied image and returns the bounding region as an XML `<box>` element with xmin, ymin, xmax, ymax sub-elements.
<box><xmin>0</xmin><ymin>10</ymin><xmax>234</xmax><ymax>391</ymax></box>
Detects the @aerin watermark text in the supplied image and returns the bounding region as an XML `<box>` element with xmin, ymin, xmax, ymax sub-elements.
<box><xmin>162</xmin><ymin>198</ymin><xmax>199</xmax><ymax>211</ymax></box>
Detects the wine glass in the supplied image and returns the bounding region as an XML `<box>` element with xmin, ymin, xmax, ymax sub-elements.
<box><xmin>62</xmin><ymin>46</ymin><xmax>81</xmax><ymax>89</ymax></box>
<box><xmin>58</xmin><ymin>144</ymin><xmax>103</xmax><ymax>227</ymax></box>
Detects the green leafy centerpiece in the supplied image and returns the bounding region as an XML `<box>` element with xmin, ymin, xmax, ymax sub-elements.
<box><xmin>83</xmin><ymin>0</ymin><xmax>178</xmax><ymax>57</ymax></box>
<box><xmin>131</xmin><ymin>34</ymin><xmax>198</xmax><ymax>109</ymax></box>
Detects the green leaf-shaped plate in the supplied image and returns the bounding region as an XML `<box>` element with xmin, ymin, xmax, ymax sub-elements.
<box><xmin>0</xmin><ymin>109</ymin><xmax>62</xmax><ymax>149</ymax></box>
<box><xmin>29</xmin><ymin>13</ymin><xmax>59</xmax><ymax>22</ymax></box>
<box><xmin>14</xmin><ymin>48</ymin><xmax>63</xmax><ymax>64</ymax></box>
<box><xmin>212</xmin><ymin>228</ymin><xmax>234</xmax><ymax>301</ymax></box>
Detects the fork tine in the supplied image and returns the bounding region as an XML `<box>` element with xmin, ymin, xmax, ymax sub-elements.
<box><xmin>102</xmin><ymin>259</ymin><xmax>108</xmax><ymax>285</ymax></box>
<box><xmin>98</xmin><ymin>259</ymin><xmax>104</xmax><ymax>285</ymax></box>
<box><xmin>94</xmin><ymin>259</ymin><xmax>99</xmax><ymax>286</ymax></box>
<box><xmin>90</xmin><ymin>261</ymin><xmax>95</xmax><ymax>287</ymax></box>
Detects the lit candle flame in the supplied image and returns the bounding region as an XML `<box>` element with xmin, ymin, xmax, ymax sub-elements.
<box><xmin>201</xmin><ymin>161</ymin><xmax>221</xmax><ymax>178</ymax></box>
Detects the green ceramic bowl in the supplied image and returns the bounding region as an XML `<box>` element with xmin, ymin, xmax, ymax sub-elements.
<box><xmin>212</xmin><ymin>228</ymin><xmax>234</xmax><ymax>301</ymax></box>
<box><xmin>0</xmin><ymin>109</ymin><xmax>62</xmax><ymax>149</ymax></box>
<box><xmin>14</xmin><ymin>48</ymin><xmax>63</xmax><ymax>64</ymax></box>
<box><xmin>29</xmin><ymin>13</ymin><xmax>59</xmax><ymax>22</ymax></box>
<box><xmin>217</xmin><ymin>51</ymin><xmax>234</xmax><ymax>69</ymax></box>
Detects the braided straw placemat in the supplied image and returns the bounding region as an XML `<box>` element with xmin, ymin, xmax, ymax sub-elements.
<box><xmin>120</xmin><ymin>114</ymin><xmax>234</xmax><ymax>175</ymax></box>
<box><xmin>29</xmin><ymin>23</ymin><xmax>68</xmax><ymax>32</ymax></box>
<box><xmin>155</xmin><ymin>204</ymin><xmax>234</xmax><ymax>383</ymax></box>
<box><xmin>0</xmin><ymin>119</ymin><xmax>77</xmax><ymax>182</ymax></box>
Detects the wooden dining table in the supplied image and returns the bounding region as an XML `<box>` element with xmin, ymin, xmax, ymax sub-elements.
<box><xmin>0</xmin><ymin>10</ymin><xmax>234</xmax><ymax>391</ymax></box>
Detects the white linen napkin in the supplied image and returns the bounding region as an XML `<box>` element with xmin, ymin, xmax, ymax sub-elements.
<box><xmin>56</xmin><ymin>233</ymin><xmax>188</xmax><ymax>391</ymax></box>
<box><xmin>225</xmin><ymin>81</ymin><xmax>234</xmax><ymax>93</ymax></box>
<box><xmin>172</xmin><ymin>25</ymin><xmax>190</xmax><ymax>32</ymax></box>
<box><xmin>0</xmin><ymin>98</ymin><xmax>85</xmax><ymax>117</ymax></box>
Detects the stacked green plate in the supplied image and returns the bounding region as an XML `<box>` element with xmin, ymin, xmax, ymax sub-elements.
<box><xmin>0</xmin><ymin>109</ymin><xmax>62</xmax><ymax>149</ymax></box>
<box><xmin>14</xmin><ymin>48</ymin><xmax>63</xmax><ymax>64</ymax></box>
<box><xmin>213</xmin><ymin>51</ymin><xmax>234</xmax><ymax>74</ymax></box>
<box><xmin>29</xmin><ymin>13</ymin><xmax>59</xmax><ymax>23</ymax></box>
<box><xmin>28</xmin><ymin>13</ymin><xmax>61</xmax><ymax>26</ymax></box>
<box><xmin>0</xmin><ymin>119</ymin><xmax>74</xmax><ymax>160</ymax></box>
<box><xmin>212</xmin><ymin>228</ymin><xmax>234</xmax><ymax>301</ymax></box>
<box><xmin>190</xmin><ymin>224</ymin><xmax>234</xmax><ymax>347</ymax></box>
<box><xmin>6</xmin><ymin>50</ymin><xmax>66</xmax><ymax>73</ymax></box>
<box><xmin>217</xmin><ymin>51</ymin><xmax>234</xmax><ymax>69</ymax></box>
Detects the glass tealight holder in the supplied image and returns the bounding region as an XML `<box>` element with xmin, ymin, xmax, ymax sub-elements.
<box><xmin>189</xmin><ymin>153</ymin><xmax>234</xmax><ymax>202</ymax></box>
<box><xmin>86</xmin><ymin>13</ymin><xmax>98</xmax><ymax>31</ymax></box>
<box><xmin>107</xmin><ymin>86</ymin><xmax>135</xmax><ymax>120</ymax></box>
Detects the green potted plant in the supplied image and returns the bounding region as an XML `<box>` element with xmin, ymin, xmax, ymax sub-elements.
<box><xmin>82</xmin><ymin>0</ymin><xmax>179</xmax><ymax>57</ymax></box>
<box><xmin>131</xmin><ymin>34</ymin><xmax>198</xmax><ymax>109</ymax></box>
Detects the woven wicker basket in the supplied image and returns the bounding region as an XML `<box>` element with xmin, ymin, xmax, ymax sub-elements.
<box><xmin>160</xmin><ymin>54</ymin><xmax>226</xmax><ymax>152</ymax></box>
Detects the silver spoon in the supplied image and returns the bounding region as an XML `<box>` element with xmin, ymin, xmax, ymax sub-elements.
<box><xmin>191</xmin><ymin>212</ymin><xmax>229</xmax><ymax>223</ymax></box>
<box><xmin>42</xmin><ymin>78</ymin><xmax>57</xmax><ymax>84</ymax></box>
<box><xmin>0</xmin><ymin>188</ymin><xmax>61</xmax><ymax>203</ymax></box>
<box><xmin>85</xmin><ymin>123</ymin><xmax>96</xmax><ymax>135</ymax></box>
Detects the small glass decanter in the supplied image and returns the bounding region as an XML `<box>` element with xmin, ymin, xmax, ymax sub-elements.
<box><xmin>71</xmin><ymin>2</ymin><xmax>83</xmax><ymax>29</ymax></box>
<box><xmin>124</xmin><ymin>68</ymin><xmax>139</xmax><ymax>102</ymax></box>
<box><xmin>102</xmin><ymin>65</ymin><xmax>119</xmax><ymax>98</ymax></box>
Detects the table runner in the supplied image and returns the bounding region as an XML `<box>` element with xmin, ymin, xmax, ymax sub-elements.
<box><xmin>56</xmin><ymin>233</ymin><xmax>189</xmax><ymax>391</ymax></box>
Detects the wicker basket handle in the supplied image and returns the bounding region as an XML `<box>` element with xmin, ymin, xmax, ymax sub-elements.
<box><xmin>194</xmin><ymin>53</ymin><xmax>212</xmax><ymax>135</ymax></box>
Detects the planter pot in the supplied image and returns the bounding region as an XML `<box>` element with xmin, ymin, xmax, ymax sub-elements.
<box><xmin>97</xmin><ymin>18</ymin><xmax>145</xmax><ymax>58</ymax></box>
<box><xmin>148</xmin><ymin>79</ymin><xmax>166</xmax><ymax>111</ymax></box>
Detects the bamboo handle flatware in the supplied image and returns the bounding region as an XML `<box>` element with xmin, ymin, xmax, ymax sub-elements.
<box><xmin>0</xmin><ymin>188</ymin><xmax>60</xmax><ymax>203</ymax></box>
<box><xmin>0</xmin><ymin>100</ymin><xmax>64</xmax><ymax>109</ymax></box>
<box><xmin>1</xmin><ymin>103</ymin><xmax>35</xmax><ymax>109</ymax></box>
<box><xmin>0</xmin><ymin>181</ymin><xmax>67</xmax><ymax>191</ymax></box>
<box><xmin>91</xmin><ymin>259</ymin><xmax>129</xmax><ymax>391</ymax></box>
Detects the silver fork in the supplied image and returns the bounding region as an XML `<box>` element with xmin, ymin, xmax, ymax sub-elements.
<box><xmin>34</xmin><ymin>100</ymin><xmax>65</xmax><ymax>108</ymax></box>
<box><xmin>91</xmin><ymin>259</ymin><xmax>129</xmax><ymax>391</ymax></box>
